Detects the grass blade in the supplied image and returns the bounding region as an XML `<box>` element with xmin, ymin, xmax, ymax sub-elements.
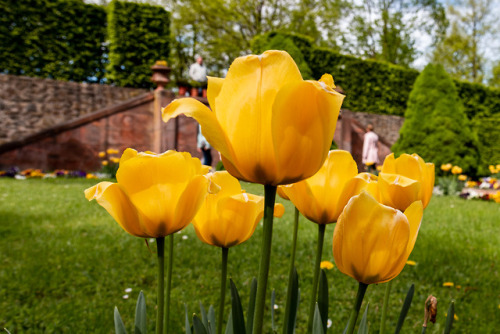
<box><xmin>394</xmin><ymin>284</ymin><xmax>414</xmax><ymax>334</ymax></box>
<box><xmin>357</xmin><ymin>303</ymin><xmax>369</xmax><ymax>334</ymax></box>
<box><xmin>208</xmin><ymin>305</ymin><xmax>216</xmax><ymax>334</ymax></box>
<box><xmin>114</xmin><ymin>307</ymin><xmax>127</xmax><ymax>334</ymax></box>
<box><xmin>444</xmin><ymin>301</ymin><xmax>455</xmax><ymax>334</ymax></box>
<box><xmin>200</xmin><ymin>302</ymin><xmax>209</xmax><ymax>330</ymax></box>
<box><xmin>312</xmin><ymin>303</ymin><xmax>325</xmax><ymax>334</ymax></box>
<box><xmin>271</xmin><ymin>289</ymin><xmax>276</xmax><ymax>332</ymax></box>
<box><xmin>185</xmin><ymin>304</ymin><xmax>192</xmax><ymax>334</ymax></box>
<box><xmin>230</xmin><ymin>279</ymin><xmax>246</xmax><ymax>334</ymax></box>
<box><xmin>225</xmin><ymin>310</ymin><xmax>233</xmax><ymax>334</ymax></box>
<box><xmin>193</xmin><ymin>314</ymin><xmax>209</xmax><ymax>334</ymax></box>
<box><xmin>134</xmin><ymin>291</ymin><xmax>146</xmax><ymax>334</ymax></box>
<box><xmin>318</xmin><ymin>269</ymin><xmax>329</xmax><ymax>333</ymax></box>
<box><xmin>246</xmin><ymin>277</ymin><xmax>257</xmax><ymax>334</ymax></box>
<box><xmin>283</xmin><ymin>267</ymin><xmax>300</xmax><ymax>334</ymax></box>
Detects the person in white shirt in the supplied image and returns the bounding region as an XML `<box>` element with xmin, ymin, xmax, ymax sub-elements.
<box><xmin>362</xmin><ymin>124</ymin><xmax>379</xmax><ymax>174</ymax></box>
<box><xmin>189</xmin><ymin>55</ymin><xmax>207</xmax><ymax>94</ymax></box>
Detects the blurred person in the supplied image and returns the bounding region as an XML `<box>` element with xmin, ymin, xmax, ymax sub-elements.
<box><xmin>362</xmin><ymin>124</ymin><xmax>379</xmax><ymax>174</ymax></box>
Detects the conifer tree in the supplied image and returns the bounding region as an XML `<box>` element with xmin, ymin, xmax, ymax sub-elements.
<box><xmin>393</xmin><ymin>63</ymin><xmax>479</xmax><ymax>174</ymax></box>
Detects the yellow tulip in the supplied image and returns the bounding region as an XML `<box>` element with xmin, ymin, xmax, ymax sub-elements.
<box><xmin>458</xmin><ymin>174</ymin><xmax>467</xmax><ymax>181</ymax></box>
<box><xmin>162</xmin><ymin>50</ymin><xmax>344</xmax><ymax>186</ymax></box>
<box><xmin>193</xmin><ymin>171</ymin><xmax>265</xmax><ymax>248</ymax></box>
<box><xmin>277</xmin><ymin>186</ymin><xmax>290</xmax><ymax>201</ymax></box>
<box><xmin>107</xmin><ymin>148</ymin><xmax>119</xmax><ymax>155</ymax></box>
<box><xmin>281</xmin><ymin>150</ymin><xmax>358</xmax><ymax>225</ymax></box>
<box><xmin>98</xmin><ymin>151</ymin><xmax>106</xmax><ymax>158</ymax></box>
<box><xmin>441</xmin><ymin>163</ymin><xmax>452</xmax><ymax>172</ymax></box>
<box><xmin>341</xmin><ymin>172</ymin><xmax>380</xmax><ymax>201</ymax></box>
<box><xmin>85</xmin><ymin>149</ymin><xmax>211</xmax><ymax>238</ymax></box>
<box><xmin>451</xmin><ymin>165</ymin><xmax>462</xmax><ymax>175</ymax></box>
<box><xmin>332</xmin><ymin>192</ymin><xmax>424</xmax><ymax>284</ymax></box>
<box><xmin>381</xmin><ymin>153</ymin><xmax>435</xmax><ymax>208</ymax></box>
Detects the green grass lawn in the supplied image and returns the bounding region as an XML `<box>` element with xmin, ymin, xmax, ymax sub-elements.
<box><xmin>1</xmin><ymin>178</ymin><xmax>499</xmax><ymax>333</ymax></box>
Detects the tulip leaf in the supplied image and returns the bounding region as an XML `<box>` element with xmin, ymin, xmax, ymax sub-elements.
<box><xmin>294</xmin><ymin>288</ymin><xmax>301</xmax><ymax>334</ymax></box>
<box><xmin>357</xmin><ymin>303</ymin><xmax>369</xmax><ymax>334</ymax></box>
<box><xmin>271</xmin><ymin>289</ymin><xmax>276</xmax><ymax>332</ymax></box>
<box><xmin>114</xmin><ymin>307</ymin><xmax>127</xmax><ymax>334</ymax></box>
<box><xmin>394</xmin><ymin>284</ymin><xmax>414</xmax><ymax>334</ymax></box>
<box><xmin>318</xmin><ymin>269</ymin><xmax>329</xmax><ymax>333</ymax></box>
<box><xmin>284</xmin><ymin>267</ymin><xmax>300</xmax><ymax>334</ymax></box>
<box><xmin>134</xmin><ymin>291</ymin><xmax>146</xmax><ymax>334</ymax></box>
<box><xmin>230</xmin><ymin>279</ymin><xmax>246</xmax><ymax>334</ymax></box>
<box><xmin>193</xmin><ymin>314</ymin><xmax>209</xmax><ymax>334</ymax></box>
<box><xmin>246</xmin><ymin>277</ymin><xmax>257</xmax><ymax>334</ymax></box>
<box><xmin>225</xmin><ymin>310</ymin><xmax>233</xmax><ymax>334</ymax></box>
<box><xmin>185</xmin><ymin>304</ymin><xmax>192</xmax><ymax>334</ymax></box>
<box><xmin>444</xmin><ymin>301</ymin><xmax>455</xmax><ymax>334</ymax></box>
<box><xmin>208</xmin><ymin>305</ymin><xmax>216</xmax><ymax>334</ymax></box>
<box><xmin>312</xmin><ymin>303</ymin><xmax>325</xmax><ymax>334</ymax></box>
<box><xmin>200</xmin><ymin>302</ymin><xmax>209</xmax><ymax>330</ymax></box>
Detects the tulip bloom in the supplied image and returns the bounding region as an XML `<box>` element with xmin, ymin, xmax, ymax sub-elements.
<box><xmin>281</xmin><ymin>150</ymin><xmax>359</xmax><ymax>225</ymax></box>
<box><xmin>193</xmin><ymin>171</ymin><xmax>265</xmax><ymax>248</ymax></box>
<box><xmin>85</xmin><ymin>149</ymin><xmax>211</xmax><ymax>238</ymax></box>
<box><xmin>381</xmin><ymin>153</ymin><xmax>435</xmax><ymax>208</ymax></box>
<box><xmin>451</xmin><ymin>165</ymin><xmax>463</xmax><ymax>175</ymax></box>
<box><xmin>333</xmin><ymin>192</ymin><xmax>424</xmax><ymax>285</ymax></box>
<box><xmin>162</xmin><ymin>50</ymin><xmax>344</xmax><ymax>186</ymax></box>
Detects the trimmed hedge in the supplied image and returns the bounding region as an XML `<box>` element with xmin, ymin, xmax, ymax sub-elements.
<box><xmin>0</xmin><ymin>0</ymin><xmax>107</xmax><ymax>83</ymax></box>
<box><xmin>106</xmin><ymin>0</ymin><xmax>170</xmax><ymax>88</ymax></box>
<box><xmin>0</xmin><ymin>0</ymin><xmax>170</xmax><ymax>88</ymax></box>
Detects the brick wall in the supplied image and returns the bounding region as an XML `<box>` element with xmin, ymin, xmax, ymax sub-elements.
<box><xmin>0</xmin><ymin>74</ymin><xmax>146</xmax><ymax>145</ymax></box>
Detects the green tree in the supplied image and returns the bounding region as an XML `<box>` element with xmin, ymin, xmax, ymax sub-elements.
<box><xmin>347</xmin><ymin>0</ymin><xmax>447</xmax><ymax>67</ymax></box>
<box><xmin>393</xmin><ymin>63</ymin><xmax>480</xmax><ymax>174</ymax></box>
<box><xmin>489</xmin><ymin>61</ymin><xmax>500</xmax><ymax>87</ymax></box>
<box><xmin>432</xmin><ymin>0</ymin><xmax>495</xmax><ymax>83</ymax></box>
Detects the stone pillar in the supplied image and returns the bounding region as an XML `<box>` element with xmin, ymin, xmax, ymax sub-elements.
<box><xmin>151</xmin><ymin>61</ymin><xmax>174</xmax><ymax>153</ymax></box>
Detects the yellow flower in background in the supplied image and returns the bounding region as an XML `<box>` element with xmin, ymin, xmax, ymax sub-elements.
<box><xmin>281</xmin><ymin>150</ymin><xmax>358</xmax><ymax>225</ymax></box>
<box><xmin>406</xmin><ymin>260</ymin><xmax>417</xmax><ymax>266</ymax></box>
<box><xmin>85</xmin><ymin>149</ymin><xmax>211</xmax><ymax>238</ymax></box>
<box><xmin>332</xmin><ymin>192</ymin><xmax>424</xmax><ymax>284</ymax></box>
<box><xmin>492</xmin><ymin>191</ymin><xmax>500</xmax><ymax>203</ymax></box>
<box><xmin>162</xmin><ymin>50</ymin><xmax>345</xmax><ymax>186</ymax></box>
<box><xmin>98</xmin><ymin>151</ymin><xmax>106</xmax><ymax>158</ymax></box>
<box><xmin>110</xmin><ymin>157</ymin><xmax>120</xmax><ymax>164</ymax></box>
<box><xmin>451</xmin><ymin>166</ymin><xmax>462</xmax><ymax>175</ymax></box>
<box><xmin>378</xmin><ymin>173</ymin><xmax>421</xmax><ymax>212</ymax></box>
<box><xmin>442</xmin><ymin>282</ymin><xmax>454</xmax><ymax>287</ymax></box>
<box><xmin>107</xmin><ymin>148</ymin><xmax>119</xmax><ymax>155</ymax></box>
<box><xmin>465</xmin><ymin>180</ymin><xmax>478</xmax><ymax>188</ymax></box>
<box><xmin>193</xmin><ymin>171</ymin><xmax>265</xmax><ymax>248</ymax></box>
<box><xmin>102</xmin><ymin>160</ymin><xmax>109</xmax><ymax>166</ymax></box>
<box><xmin>273</xmin><ymin>203</ymin><xmax>285</xmax><ymax>218</ymax></box>
<box><xmin>382</xmin><ymin>153</ymin><xmax>435</xmax><ymax>208</ymax></box>
<box><xmin>320</xmin><ymin>261</ymin><xmax>334</xmax><ymax>270</ymax></box>
<box><xmin>86</xmin><ymin>173</ymin><xmax>98</xmax><ymax>179</ymax></box>
<box><xmin>441</xmin><ymin>163</ymin><xmax>452</xmax><ymax>172</ymax></box>
<box><xmin>458</xmin><ymin>174</ymin><xmax>467</xmax><ymax>181</ymax></box>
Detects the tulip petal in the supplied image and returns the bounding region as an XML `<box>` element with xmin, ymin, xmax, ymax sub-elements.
<box><xmin>84</xmin><ymin>182</ymin><xmax>151</xmax><ymax>237</ymax></box>
<box><xmin>162</xmin><ymin>98</ymin><xmax>235</xmax><ymax>167</ymax></box>
<box><xmin>340</xmin><ymin>172</ymin><xmax>380</xmax><ymax>204</ymax></box>
<box><xmin>271</xmin><ymin>82</ymin><xmax>344</xmax><ymax>184</ymax></box>
<box><xmin>378</xmin><ymin>173</ymin><xmax>421</xmax><ymax>212</ymax></box>
<box><xmin>403</xmin><ymin>200</ymin><xmax>424</xmax><ymax>257</ymax></box>
<box><xmin>172</xmin><ymin>175</ymin><xmax>210</xmax><ymax>236</ymax></box>
<box><xmin>273</xmin><ymin>203</ymin><xmax>285</xmax><ymax>218</ymax></box>
<box><xmin>422</xmin><ymin>163</ymin><xmax>435</xmax><ymax>207</ymax></box>
<box><xmin>207</xmin><ymin>76</ymin><xmax>224</xmax><ymax>111</ymax></box>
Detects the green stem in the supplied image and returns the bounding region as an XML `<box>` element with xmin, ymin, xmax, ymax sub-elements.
<box><xmin>346</xmin><ymin>282</ymin><xmax>369</xmax><ymax>334</ymax></box>
<box><xmin>307</xmin><ymin>224</ymin><xmax>326</xmax><ymax>333</ymax></box>
<box><xmin>164</xmin><ymin>234</ymin><xmax>174</xmax><ymax>334</ymax></box>
<box><xmin>421</xmin><ymin>326</ymin><xmax>427</xmax><ymax>334</ymax></box>
<box><xmin>379</xmin><ymin>280</ymin><xmax>393</xmax><ymax>334</ymax></box>
<box><xmin>217</xmin><ymin>247</ymin><xmax>229</xmax><ymax>334</ymax></box>
<box><xmin>283</xmin><ymin>207</ymin><xmax>300</xmax><ymax>334</ymax></box>
<box><xmin>156</xmin><ymin>237</ymin><xmax>165</xmax><ymax>334</ymax></box>
<box><xmin>253</xmin><ymin>184</ymin><xmax>277</xmax><ymax>334</ymax></box>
